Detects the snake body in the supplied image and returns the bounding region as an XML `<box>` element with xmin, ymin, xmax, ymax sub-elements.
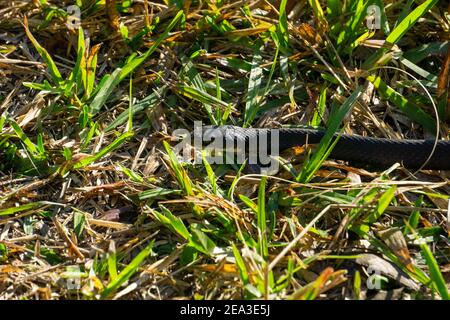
<box><xmin>201</xmin><ymin>126</ymin><xmax>450</xmax><ymax>170</ymax></box>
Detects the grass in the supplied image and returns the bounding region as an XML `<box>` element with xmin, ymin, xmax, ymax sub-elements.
<box><xmin>0</xmin><ymin>0</ymin><xmax>449</xmax><ymax>300</ymax></box>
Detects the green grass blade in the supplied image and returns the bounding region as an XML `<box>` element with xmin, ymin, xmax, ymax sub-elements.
<box><xmin>363</xmin><ymin>0</ymin><xmax>438</xmax><ymax>68</ymax></box>
<box><xmin>307</xmin><ymin>0</ymin><xmax>327</xmax><ymax>30</ymax></box>
<box><xmin>162</xmin><ymin>141</ymin><xmax>202</xmax><ymax>216</ymax></box>
<box><xmin>190</xmin><ymin>224</ymin><xmax>217</xmax><ymax>256</ymax></box>
<box><xmin>126</xmin><ymin>76</ymin><xmax>133</xmax><ymax>132</ymax></box>
<box><xmin>399</xmin><ymin>58</ymin><xmax>438</xmax><ymax>84</ymax></box>
<box><xmin>73</xmin><ymin>211</ymin><xmax>86</xmax><ymax>240</ymax></box>
<box><xmin>105</xmin><ymin>86</ymin><xmax>166</xmax><ymax>132</ymax></box>
<box><xmin>419</xmin><ymin>241</ymin><xmax>450</xmax><ymax>299</ymax></box>
<box><xmin>107</xmin><ymin>241</ymin><xmax>118</xmax><ymax>282</ymax></box>
<box><xmin>298</xmin><ymin>87</ymin><xmax>362</xmax><ymax>183</ymax></box>
<box><xmin>366</xmin><ymin>74</ymin><xmax>436</xmax><ymax>133</ymax></box>
<box><xmin>73</xmin><ymin>131</ymin><xmax>134</xmax><ymax>169</ymax></box>
<box><xmin>202</xmin><ymin>152</ymin><xmax>218</xmax><ymax>195</ymax></box>
<box><xmin>238</xmin><ymin>194</ymin><xmax>258</xmax><ymax>214</ymax></box>
<box><xmin>118</xmin><ymin>10</ymin><xmax>184</xmax><ymax>82</ymax></box>
<box><xmin>101</xmin><ymin>241</ymin><xmax>154</xmax><ymax>299</ymax></box>
<box><xmin>0</xmin><ymin>201</ymin><xmax>63</xmax><ymax>216</ymax></box>
<box><xmin>161</xmin><ymin>206</ymin><xmax>191</xmax><ymax>240</ymax></box>
<box><xmin>9</xmin><ymin>118</ymin><xmax>41</xmax><ymax>156</ymax></box>
<box><xmin>257</xmin><ymin>177</ymin><xmax>268</xmax><ymax>260</ymax></box>
<box><xmin>85</xmin><ymin>44</ymin><xmax>100</xmax><ymax>98</ymax></box>
<box><xmin>232</xmin><ymin>243</ymin><xmax>249</xmax><ymax>285</ymax></box>
<box><xmin>276</xmin><ymin>0</ymin><xmax>289</xmax><ymax>50</ymax></box>
<box><xmin>162</xmin><ymin>141</ymin><xmax>193</xmax><ymax>196</ymax></box>
<box><xmin>176</xmin><ymin>85</ymin><xmax>229</xmax><ymax>110</ymax></box>
<box><xmin>366</xmin><ymin>185</ymin><xmax>397</xmax><ymax>224</ymax></box>
<box><xmin>310</xmin><ymin>87</ymin><xmax>327</xmax><ymax>126</ymax></box>
<box><xmin>23</xmin><ymin>17</ymin><xmax>63</xmax><ymax>84</ymax></box>
<box><xmin>68</xmin><ymin>27</ymin><xmax>85</xmax><ymax>88</ymax></box>
<box><xmin>117</xmin><ymin>163</ymin><xmax>144</xmax><ymax>183</ymax></box>
<box><xmin>244</xmin><ymin>46</ymin><xmax>263</xmax><ymax>127</ymax></box>
<box><xmin>227</xmin><ymin>161</ymin><xmax>247</xmax><ymax>200</ymax></box>
<box><xmin>386</xmin><ymin>0</ymin><xmax>438</xmax><ymax>45</ymax></box>
<box><xmin>89</xmin><ymin>68</ymin><xmax>122</xmax><ymax>115</ymax></box>
<box><xmin>89</xmin><ymin>11</ymin><xmax>183</xmax><ymax>115</ymax></box>
<box><xmin>336</xmin><ymin>0</ymin><xmax>366</xmax><ymax>47</ymax></box>
<box><xmin>180</xmin><ymin>56</ymin><xmax>217</xmax><ymax>124</ymax></box>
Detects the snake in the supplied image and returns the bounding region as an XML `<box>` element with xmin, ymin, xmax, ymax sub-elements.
<box><xmin>199</xmin><ymin>126</ymin><xmax>450</xmax><ymax>170</ymax></box>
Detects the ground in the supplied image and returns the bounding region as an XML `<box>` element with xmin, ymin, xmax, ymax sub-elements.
<box><xmin>0</xmin><ymin>0</ymin><xmax>449</xmax><ymax>300</ymax></box>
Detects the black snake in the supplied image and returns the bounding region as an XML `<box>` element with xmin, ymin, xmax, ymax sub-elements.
<box><xmin>199</xmin><ymin>126</ymin><xmax>450</xmax><ymax>170</ymax></box>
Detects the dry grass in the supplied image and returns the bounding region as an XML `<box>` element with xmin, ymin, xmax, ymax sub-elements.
<box><xmin>0</xmin><ymin>0</ymin><xmax>449</xmax><ymax>300</ymax></box>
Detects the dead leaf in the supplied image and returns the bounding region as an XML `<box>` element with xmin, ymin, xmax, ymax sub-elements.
<box><xmin>378</xmin><ymin>228</ymin><xmax>414</xmax><ymax>273</ymax></box>
<box><xmin>355</xmin><ymin>254</ymin><xmax>420</xmax><ymax>291</ymax></box>
<box><xmin>197</xmin><ymin>264</ymin><xmax>238</xmax><ymax>275</ymax></box>
<box><xmin>437</xmin><ymin>45</ymin><xmax>449</xmax><ymax>98</ymax></box>
<box><xmin>296</xmin><ymin>23</ymin><xmax>323</xmax><ymax>46</ymax></box>
<box><xmin>106</xmin><ymin>0</ymin><xmax>120</xmax><ymax>33</ymax></box>
<box><xmin>0</xmin><ymin>265</ymin><xmax>24</xmax><ymax>273</ymax></box>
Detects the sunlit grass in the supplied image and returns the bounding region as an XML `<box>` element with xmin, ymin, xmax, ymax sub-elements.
<box><xmin>0</xmin><ymin>0</ymin><xmax>448</xmax><ymax>300</ymax></box>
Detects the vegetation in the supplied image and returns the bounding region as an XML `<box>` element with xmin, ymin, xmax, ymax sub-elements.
<box><xmin>0</xmin><ymin>0</ymin><xmax>449</xmax><ymax>300</ymax></box>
